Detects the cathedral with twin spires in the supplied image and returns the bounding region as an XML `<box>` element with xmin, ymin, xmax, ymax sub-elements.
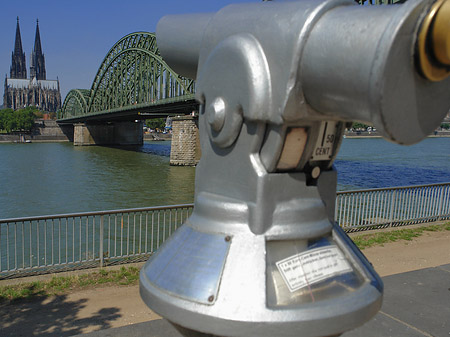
<box><xmin>3</xmin><ymin>18</ymin><xmax>61</xmax><ymax>112</ymax></box>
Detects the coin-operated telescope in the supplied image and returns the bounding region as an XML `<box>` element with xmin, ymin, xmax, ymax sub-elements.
<box><xmin>140</xmin><ymin>0</ymin><xmax>450</xmax><ymax>336</ymax></box>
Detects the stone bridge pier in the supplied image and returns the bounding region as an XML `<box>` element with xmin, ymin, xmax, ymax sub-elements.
<box><xmin>74</xmin><ymin>121</ymin><xmax>144</xmax><ymax>146</ymax></box>
<box><xmin>73</xmin><ymin>117</ymin><xmax>201</xmax><ymax>166</ymax></box>
<box><xmin>170</xmin><ymin>115</ymin><xmax>201</xmax><ymax>166</ymax></box>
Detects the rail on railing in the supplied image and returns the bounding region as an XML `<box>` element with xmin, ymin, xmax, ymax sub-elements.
<box><xmin>335</xmin><ymin>183</ymin><xmax>450</xmax><ymax>231</ymax></box>
<box><xmin>0</xmin><ymin>205</ymin><xmax>193</xmax><ymax>279</ymax></box>
<box><xmin>1</xmin><ymin>183</ymin><xmax>449</xmax><ymax>279</ymax></box>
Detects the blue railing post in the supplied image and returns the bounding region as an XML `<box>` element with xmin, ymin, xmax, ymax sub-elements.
<box><xmin>437</xmin><ymin>185</ymin><xmax>445</xmax><ymax>221</ymax></box>
<box><xmin>100</xmin><ymin>215</ymin><xmax>104</xmax><ymax>268</ymax></box>
<box><xmin>389</xmin><ymin>190</ymin><xmax>396</xmax><ymax>227</ymax></box>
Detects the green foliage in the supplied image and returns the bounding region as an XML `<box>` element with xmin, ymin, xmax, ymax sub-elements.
<box><xmin>75</xmin><ymin>266</ymin><xmax>140</xmax><ymax>287</ymax></box>
<box><xmin>33</xmin><ymin>110</ymin><xmax>44</xmax><ymax>119</ymax></box>
<box><xmin>0</xmin><ymin>281</ymin><xmax>45</xmax><ymax>302</ymax></box>
<box><xmin>47</xmin><ymin>276</ymin><xmax>73</xmax><ymax>292</ymax></box>
<box><xmin>351</xmin><ymin>122</ymin><xmax>371</xmax><ymax>130</ymax></box>
<box><xmin>145</xmin><ymin>118</ymin><xmax>166</xmax><ymax>131</ymax></box>
<box><xmin>0</xmin><ymin>106</ymin><xmax>40</xmax><ymax>133</ymax></box>
<box><xmin>352</xmin><ymin>223</ymin><xmax>450</xmax><ymax>250</ymax></box>
<box><xmin>441</xmin><ymin>123</ymin><xmax>450</xmax><ymax>130</ymax></box>
<box><xmin>0</xmin><ymin>266</ymin><xmax>141</xmax><ymax>302</ymax></box>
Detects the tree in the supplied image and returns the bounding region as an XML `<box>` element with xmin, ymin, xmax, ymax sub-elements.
<box><xmin>16</xmin><ymin>108</ymin><xmax>35</xmax><ymax>131</ymax></box>
<box><xmin>0</xmin><ymin>107</ymin><xmax>40</xmax><ymax>133</ymax></box>
<box><xmin>351</xmin><ymin>122</ymin><xmax>371</xmax><ymax>130</ymax></box>
<box><xmin>0</xmin><ymin>109</ymin><xmax>9</xmax><ymax>131</ymax></box>
<box><xmin>146</xmin><ymin>118</ymin><xmax>166</xmax><ymax>131</ymax></box>
<box><xmin>0</xmin><ymin>109</ymin><xmax>14</xmax><ymax>132</ymax></box>
<box><xmin>441</xmin><ymin>123</ymin><xmax>450</xmax><ymax>130</ymax></box>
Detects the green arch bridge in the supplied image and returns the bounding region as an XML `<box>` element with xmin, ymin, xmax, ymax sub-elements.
<box><xmin>58</xmin><ymin>32</ymin><xmax>197</xmax><ymax>124</ymax></box>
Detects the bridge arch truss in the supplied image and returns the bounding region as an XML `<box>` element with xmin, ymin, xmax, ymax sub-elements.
<box><xmin>61</xmin><ymin>89</ymin><xmax>91</xmax><ymax>119</ymax></box>
<box><xmin>60</xmin><ymin>32</ymin><xmax>195</xmax><ymax>120</ymax></box>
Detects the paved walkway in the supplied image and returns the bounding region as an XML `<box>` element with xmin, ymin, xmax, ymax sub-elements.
<box><xmin>77</xmin><ymin>264</ymin><xmax>450</xmax><ymax>337</ymax></box>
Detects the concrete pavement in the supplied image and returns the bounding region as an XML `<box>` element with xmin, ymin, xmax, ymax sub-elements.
<box><xmin>77</xmin><ymin>264</ymin><xmax>450</xmax><ymax>337</ymax></box>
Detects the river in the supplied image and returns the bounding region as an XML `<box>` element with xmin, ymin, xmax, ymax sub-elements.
<box><xmin>0</xmin><ymin>138</ymin><xmax>449</xmax><ymax>219</ymax></box>
<box><xmin>336</xmin><ymin>137</ymin><xmax>450</xmax><ymax>190</ymax></box>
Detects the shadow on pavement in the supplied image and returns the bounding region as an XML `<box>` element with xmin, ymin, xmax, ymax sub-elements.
<box><xmin>78</xmin><ymin>264</ymin><xmax>450</xmax><ymax>337</ymax></box>
<box><xmin>0</xmin><ymin>290</ymin><xmax>120</xmax><ymax>337</ymax></box>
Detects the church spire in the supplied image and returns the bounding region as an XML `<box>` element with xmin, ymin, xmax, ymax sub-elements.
<box><xmin>34</xmin><ymin>19</ymin><xmax>43</xmax><ymax>56</ymax></box>
<box><xmin>10</xmin><ymin>17</ymin><xmax>27</xmax><ymax>79</ymax></box>
<box><xmin>30</xmin><ymin>18</ymin><xmax>46</xmax><ymax>80</ymax></box>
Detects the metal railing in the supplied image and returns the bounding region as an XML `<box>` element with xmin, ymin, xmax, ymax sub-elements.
<box><xmin>0</xmin><ymin>205</ymin><xmax>193</xmax><ymax>279</ymax></box>
<box><xmin>335</xmin><ymin>183</ymin><xmax>450</xmax><ymax>231</ymax></box>
<box><xmin>1</xmin><ymin>183</ymin><xmax>449</xmax><ymax>279</ymax></box>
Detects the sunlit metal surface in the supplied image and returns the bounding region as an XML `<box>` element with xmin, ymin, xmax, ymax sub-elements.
<box><xmin>143</xmin><ymin>226</ymin><xmax>230</xmax><ymax>304</ymax></box>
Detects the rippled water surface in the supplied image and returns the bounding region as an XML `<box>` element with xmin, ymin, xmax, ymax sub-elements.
<box><xmin>335</xmin><ymin>137</ymin><xmax>450</xmax><ymax>190</ymax></box>
<box><xmin>0</xmin><ymin>138</ymin><xmax>449</xmax><ymax>218</ymax></box>
<box><xmin>0</xmin><ymin>141</ymin><xmax>194</xmax><ymax>218</ymax></box>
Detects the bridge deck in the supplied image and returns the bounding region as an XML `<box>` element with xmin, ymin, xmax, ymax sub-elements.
<box><xmin>58</xmin><ymin>96</ymin><xmax>198</xmax><ymax>124</ymax></box>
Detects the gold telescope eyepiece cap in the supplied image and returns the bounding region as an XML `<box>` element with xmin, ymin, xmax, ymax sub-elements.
<box><xmin>418</xmin><ymin>0</ymin><xmax>450</xmax><ymax>81</ymax></box>
<box><xmin>432</xmin><ymin>0</ymin><xmax>450</xmax><ymax>65</ymax></box>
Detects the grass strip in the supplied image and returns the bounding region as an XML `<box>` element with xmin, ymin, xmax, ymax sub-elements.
<box><xmin>352</xmin><ymin>222</ymin><xmax>450</xmax><ymax>250</ymax></box>
<box><xmin>0</xmin><ymin>266</ymin><xmax>140</xmax><ymax>303</ymax></box>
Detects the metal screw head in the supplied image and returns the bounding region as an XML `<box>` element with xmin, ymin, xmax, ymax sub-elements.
<box><xmin>208</xmin><ymin>295</ymin><xmax>215</xmax><ymax>302</ymax></box>
<box><xmin>311</xmin><ymin>166</ymin><xmax>321</xmax><ymax>179</ymax></box>
<box><xmin>207</xmin><ymin>97</ymin><xmax>226</xmax><ymax>132</ymax></box>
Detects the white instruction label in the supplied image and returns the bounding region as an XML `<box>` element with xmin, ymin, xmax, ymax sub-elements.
<box><xmin>276</xmin><ymin>246</ymin><xmax>352</xmax><ymax>292</ymax></box>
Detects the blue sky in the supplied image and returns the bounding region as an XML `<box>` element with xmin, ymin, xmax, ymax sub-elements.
<box><xmin>1</xmin><ymin>0</ymin><xmax>254</xmax><ymax>104</ymax></box>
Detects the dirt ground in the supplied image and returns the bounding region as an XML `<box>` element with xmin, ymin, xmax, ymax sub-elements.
<box><xmin>356</xmin><ymin>227</ymin><xmax>450</xmax><ymax>277</ymax></box>
<box><xmin>0</xmin><ymin>227</ymin><xmax>449</xmax><ymax>336</ymax></box>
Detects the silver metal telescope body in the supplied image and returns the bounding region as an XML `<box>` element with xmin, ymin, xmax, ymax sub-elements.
<box><xmin>140</xmin><ymin>0</ymin><xmax>450</xmax><ymax>336</ymax></box>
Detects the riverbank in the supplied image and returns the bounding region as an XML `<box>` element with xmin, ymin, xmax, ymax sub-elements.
<box><xmin>0</xmin><ymin>129</ymin><xmax>171</xmax><ymax>143</ymax></box>
<box><xmin>3</xmin><ymin>124</ymin><xmax>449</xmax><ymax>143</ymax></box>
<box><xmin>0</xmin><ymin>119</ymin><xmax>71</xmax><ymax>143</ymax></box>
<box><xmin>0</xmin><ymin>134</ymin><xmax>171</xmax><ymax>143</ymax></box>
<box><xmin>143</xmin><ymin>132</ymin><xmax>171</xmax><ymax>141</ymax></box>
<box><xmin>344</xmin><ymin>130</ymin><xmax>450</xmax><ymax>138</ymax></box>
<box><xmin>0</xmin><ymin>135</ymin><xmax>69</xmax><ymax>143</ymax></box>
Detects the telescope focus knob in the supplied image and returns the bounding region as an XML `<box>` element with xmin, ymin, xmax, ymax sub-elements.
<box><xmin>418</xmin><ymin>0</ymin><xmax>450</xmax><ymax>81</ymax></box>
<box><xmin>433</xmin><ymin>0</ymin><xmax>450</xmax><ymax>65</ymax></box>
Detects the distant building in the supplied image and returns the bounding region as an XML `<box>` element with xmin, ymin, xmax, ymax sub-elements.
<box><xmin>3</xmin><ymin>18</ymin><xmax>61</xmax><ymax>112</ymax></box>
